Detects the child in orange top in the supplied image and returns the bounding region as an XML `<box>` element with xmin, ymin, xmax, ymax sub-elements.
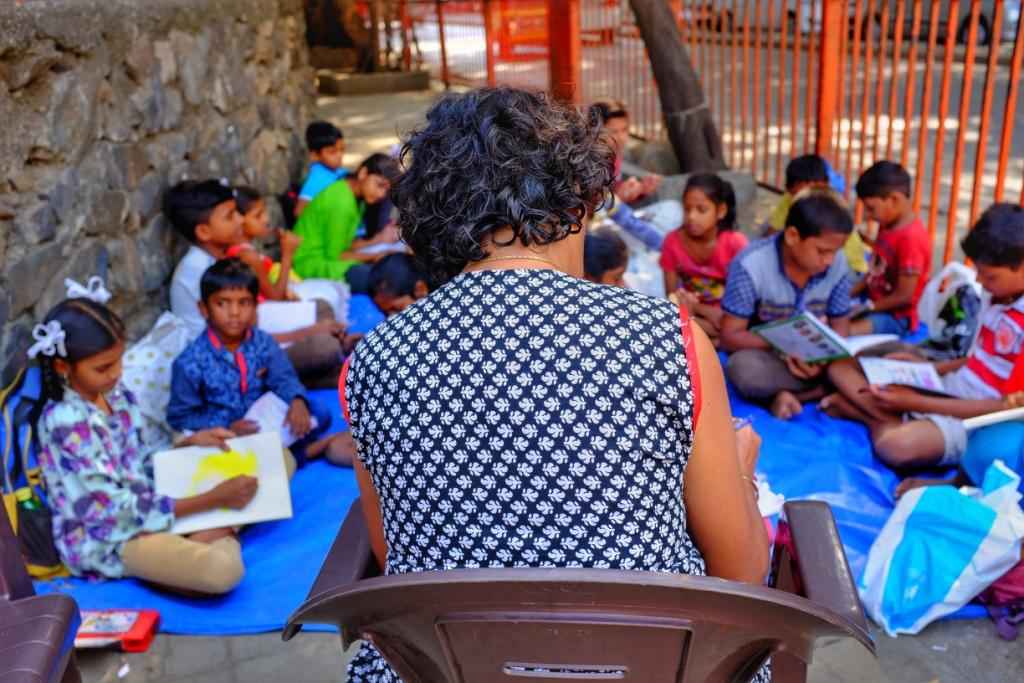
<box><xmin>228</xmin><ymin>186</ymin><xmax>301</xmax><ymax>302</ymax></box>
<box><xmin>660</xmin><ymin>173</ymin><xmax>748</xmax><ymax>343</ymax></box>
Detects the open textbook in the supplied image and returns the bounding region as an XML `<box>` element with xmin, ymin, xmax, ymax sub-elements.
<box><xmin>752</xmin><ymin>312</ymin><xmax>898</xmax><ymax>363</ymax></box>
<box><xmin>153</xmin><ymin>432</ymin><xmax>292</xmax><ymax>535</ymax></box>
<box><xmin>858</xmin><ymin>358</ymin><xmax>951</xmax><ymax>395</ymax></box>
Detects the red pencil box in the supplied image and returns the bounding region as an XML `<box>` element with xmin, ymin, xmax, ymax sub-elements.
<box><xmin>74</xmin><ymin>609</ymin><xmax>161</xmax><ymax>652</ymax></box>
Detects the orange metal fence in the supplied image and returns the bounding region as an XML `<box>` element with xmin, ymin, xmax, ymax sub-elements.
<box><xmin>399</xmin><ymin>0</ymin><xmax>1024</xmax><ymax>263</ymax></box>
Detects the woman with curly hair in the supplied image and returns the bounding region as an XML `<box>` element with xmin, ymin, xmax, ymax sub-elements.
<box><xmin>340</xmin><ymin>87</ymin><xmax>770</xmax><ymax>681</ymax></box>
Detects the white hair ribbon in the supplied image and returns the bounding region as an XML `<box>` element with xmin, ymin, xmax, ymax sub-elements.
<box><xmin>65</xmin><ymin>276</ymin><xmax>112</xmax><ymax>304</ymax></box>
<box><xmin>27</xmin><ymin>321</ymin><xmax>68</xmax><ymax>359</ymax></box>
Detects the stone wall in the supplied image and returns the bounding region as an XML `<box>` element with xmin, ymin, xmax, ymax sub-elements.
<box><xmin>0</xmin><ymin>0</ymin><xmax>316</xmax><ymax>382</ymax></box>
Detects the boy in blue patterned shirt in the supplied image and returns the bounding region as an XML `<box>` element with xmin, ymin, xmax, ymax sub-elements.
<box><xmin>168</xmin><ymin>259</ymin><xmax>332</xmax><ymax>464</ymax></box>
<box><xmin>720</xmin><ymin>189</ymin><xmax>854</xmax><ymax>419</ymax></box>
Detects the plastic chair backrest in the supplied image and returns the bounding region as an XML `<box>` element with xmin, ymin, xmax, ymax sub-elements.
<box><xmin>289</xmin><ymin>567</ymin><xmax>873</xmax><ymax>683</ymax></box>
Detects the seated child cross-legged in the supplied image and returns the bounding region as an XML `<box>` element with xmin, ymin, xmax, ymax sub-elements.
<box><xmin>292</xmin><ymin>153</ymin><xmax>404</xmax><ymax>294</ymax></box>
<box><xmin>167</xmin><ymin>259</ymin><xmax>354</xmax><ymax>466</ymax></box>
<box><xmin>661</xmin><ymin>173</ymin><xmax>749</xmax><ymax>345</ymax></box>
<box><xmin>33</xmin><ymin>296</ymin><xmax>257</xmax><ymax>595</ymax></box>
<box><xmin>850</xmin><ymin>160</ymin><xmax>932</xmax><ymax>336</ymax></box>
<box><xmin>720</xmin><ymin>189</ymin><xmax>855</xmax><ymax>419</ymax></box>
<box><xmin>583</xmin><ymin>228</ymin><xmax>629</xmax><ymax>288</ymax></box>
<box><xmin>827</xmin><ymin>204</ymin><xmax>1024</xmax><ymax>470</ymax></box>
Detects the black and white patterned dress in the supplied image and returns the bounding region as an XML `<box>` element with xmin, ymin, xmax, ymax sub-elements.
<box><xmin>342</xmin><ymin>268</ymin><xmax>768</xmax><ymax>682</ymax></box>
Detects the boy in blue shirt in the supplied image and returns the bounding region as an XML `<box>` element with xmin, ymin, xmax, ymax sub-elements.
<box><xmin>720</xmin><ymin>189</ymin><xmax>854</xmax><ymax>419</ymax></box>
<box><xmin>168</xmin><ymin>259</ymin><xmax>338</xmax><ymax>465</ymax></box>
<box><xmin>295</xmin><ymin>121</ymin><xmax>347</xmax><ymax>218</ymax></box>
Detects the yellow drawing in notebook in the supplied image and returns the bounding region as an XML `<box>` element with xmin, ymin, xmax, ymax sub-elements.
<box><xmin>188</xmin><ymin>450</ymin><xmax>258</xmax><ymax>495</ymax></box>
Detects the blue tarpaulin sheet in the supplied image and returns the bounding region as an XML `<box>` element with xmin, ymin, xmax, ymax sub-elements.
<box><xmin>29</xmin><ymin>300</ymin><xmax>987</xmax><ymax>632</ymax></box>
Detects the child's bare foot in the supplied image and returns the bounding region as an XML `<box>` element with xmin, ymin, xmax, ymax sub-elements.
<box><xmin>325</xmin><ymin>432</ymin><xmax>357</xmax><ymax>467</ymax></box>
<box><xmin>894</xmin><ymin>476</ymin><xmax>957</xmax><ymax>499</ymax></box>
<box><xmin>819</xmin><ymin>392</ymin><xmax>863</xmax><ymax>421</ymax></box>
<box><xmin>771</xmin><ymin>391</ymin><xmax>803</xmax><ymax>420</ymax></box>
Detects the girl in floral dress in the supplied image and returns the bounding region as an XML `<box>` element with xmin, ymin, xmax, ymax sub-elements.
<box><xmin>33</xmin><ymin>296</ymin><xmax>258</xmax><ymax>594</ymax></box>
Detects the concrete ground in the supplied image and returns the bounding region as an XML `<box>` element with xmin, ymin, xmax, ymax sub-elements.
<box><xmin>76</xmin><ymin>89</ymin><xmax>1024</xmax><ymax>682</ymax></box>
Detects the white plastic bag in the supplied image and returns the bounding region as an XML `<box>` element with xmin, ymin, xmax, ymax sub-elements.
<box><xmin>860</xmin><ymin>460</ymin><xmax>1024</xmax><ymax>635</ymax></box>
<box><xmin>121</xmin><ymin>312</ymin><xmax>195</xmax><ymax>447</ymax></box>
<box><xmin>916</xmin><ymin>262</ymin><xmax>982</xmax><ymax>342</ymax></box>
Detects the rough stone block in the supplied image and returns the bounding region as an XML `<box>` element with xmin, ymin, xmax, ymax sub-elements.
<box><xmin>136</xmin><ymin>215</ymin><xmax>176</xmax><ymax>292</ymax></box>
<box><xmin>5</xmin><ymin>241</ymin><xmax>64</xmax><ymax>315</ymax></box>
<box><xmin>108</xmin><ymin>237</ymin><xmax>145</xmax><ymax>296</ymax></box>
<box><xmin>0</xmin><ymin>39</ymin><xmax>62</xmax><ymax>91</ymax></box>
<box><xmin>86</xmin><ymin>190</ymin><xmax>132</xmax><ymax>236</ymax></box>
<box><xmin>113</xmin><ymin>143</ymin><xmax>151</xmax><ymax>189</ymax></box>
<box><xmin>153</xmin><ymin>40</ymin><xmax>177</xmax><ymax>85</ymax></box>
<box><xmin>13</xmin><ymin>200</ymin><xmax>57</xmax><ymax>246</ymax></box>
<box><xmin>172</xmin><ymin>29</ymin><xmax>210</xmax><ymax>107</ymax></box>
<box><xmin>1</xmin><ymin>321</ymin><xmax>32</xmax><ymax>386</ymax></box>
<box><xmin>34</xmin><ymin>242</ymin><xmax>110</xmax><ymax>320</ymax></box>
<box><xmin>132</xmin><ymin>174</ymin><xmax>166</xmax><ymax>224</ymax></box>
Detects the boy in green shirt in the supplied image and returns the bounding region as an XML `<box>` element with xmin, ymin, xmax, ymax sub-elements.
<box><xmin>293</xmin><ymin>153</ymin><xmax>403</xmax><ymax>293</ymax></box>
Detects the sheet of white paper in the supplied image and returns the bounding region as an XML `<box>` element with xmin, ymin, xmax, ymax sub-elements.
<box><xmin>357</xmin><ymin>241</ymin><xmax>405</xmax><ymax>256</ymax></box>
<box><xmin>153</xmin><ymin>432</ymin><xmax>292</xmax><ymax>535</ymax></box>
<box><xmin>243</xmin><ymin>392</ymin><xmax>317</xmax><ymax>447</ymax></box>
<box><xmin>256</xmin><ymin>301</ymin><xmax>316</xmax><ymax>346</ymax></box>
<box><xmin>859</xmin><ymin>358</ymin><xmax>949</xmax><ymax>395</ymax></box>
<box><xmin>756</xmin><ymin>475</ymin><xmax>785</xmax><ymax>518</ymax></box>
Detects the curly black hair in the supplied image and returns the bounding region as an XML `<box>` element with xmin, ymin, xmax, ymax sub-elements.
<box><xmin>392</xmin><ymin>87</ymin><xmax>616</xmax><ymax>284</ymax></box>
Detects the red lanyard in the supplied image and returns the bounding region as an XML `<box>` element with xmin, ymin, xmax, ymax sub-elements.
<box><xmin>207</xmin><ymin>329</ymin><xmax>250</xmax><ymax>395</ymax></box>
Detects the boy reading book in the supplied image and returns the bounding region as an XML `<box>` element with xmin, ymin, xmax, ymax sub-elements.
<box><xmin>825</xmin><ymin>204</ymin><xmax>1024</xmax><ymax>469</ymax></box>
<box><xmin>720</xmin><ymin>189</ymin><xmax>854</xmax><ymax>419</ymax></box>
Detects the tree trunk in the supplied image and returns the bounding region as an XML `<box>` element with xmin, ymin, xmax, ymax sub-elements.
<box><xmin>628</xmin><ymin>0</ymin><xmax>727</xmax><ymax>172</ymax></box>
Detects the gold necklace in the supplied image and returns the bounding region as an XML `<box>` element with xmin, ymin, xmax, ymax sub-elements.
<box><xmin>476</xmin><ymin>254</ymin><xmax>558</xmax><ymax>269</ymax></box>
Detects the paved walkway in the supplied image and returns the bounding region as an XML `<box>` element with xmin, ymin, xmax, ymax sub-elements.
<box><xmin>76</xmin><ymin>88</ymin><xmax>1024</xmax><ymax>683</ymax></box>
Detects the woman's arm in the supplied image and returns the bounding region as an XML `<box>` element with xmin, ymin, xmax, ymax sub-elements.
<box><xmin>684</xmin><ymin>323</ymin><xmax>770</xmax><ymax>584</ymax></box>
<box><xmin>354</xmin><ymin>456</ymin><xmax>388</xmax><ymax>569</ymax></box>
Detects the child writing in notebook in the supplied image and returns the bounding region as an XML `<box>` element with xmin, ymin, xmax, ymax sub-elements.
<box><xmin>660</xmin><ymin>173</ymin><xmax>748</xmax><ymax>344</ymax></box>
<box><xmin>33</xmin><ymin>289</ymin><xmax>257</xmax><ymax>594</ymax></box>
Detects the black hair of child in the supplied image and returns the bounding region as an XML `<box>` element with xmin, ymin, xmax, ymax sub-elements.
<box><xmin>584</xmin><ymin>229</ymin><xmax>629</xmax><ymax>280</ymax></box>
<box><xmin>358</xmin><ymin>153</ymin><xmax>402</xmax><ymax>184</ymax></box>
<box><xmin>234</xmin><ymin>186</ymin><xmax>262</xmax><ymax>215</ymax></box>
<box><xmin>369</xmin><ymin>253</ymin><xmax>425</xmax><ymax>298</ymax></box>
<box><xmin>684</xmin><ymin>173</ymin><xmax>737</xmax><ymax>231</ymax></box>
<box><xmin>200</xmin><ymin>259</ymin><xmax>260</xmax><ymax>303</ymax></box>
<box><xmin>392</xmin><ymin>87</ymin><xmax>615</xmax><ymax>285</ymax></box>
<box><xmin>162</xmin><ymin>180</ymin><xmax>236</xmax><ymax>243</ymax></box>
<box><xmin>962</xmin><ymin>203</ymin><xmax>1024</xmax><ymax>268</ymax></box>
<box><xmin>786</xmin><ymin>191</ymin><xmax>854</xmax><ymax>239</ymax></box>
<box><xmin>588</xmin><ymin>99</ymin><xmax>628</xmax><ymax>125</ymax></box>
<box><xmin>305</xmin><ymin>121</ymin><xmax>344</xmax><ymax>152</ymax></box>
<box><xmin>36</xmin><ymin>299</ymin><xmax>126</xmax><ymax>405</ymax></box>
<box><xmin>785</xmin><ymin>154</ymin><xmax>829</xmax><ymax>191</ymax></box>
<box><xmin>855</xmin><ymin>160</ymin><xmax>912</xmax><ymax>199</ymax></box>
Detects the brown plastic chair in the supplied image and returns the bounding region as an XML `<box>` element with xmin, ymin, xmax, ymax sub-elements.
<box><xmin>284</xmin><ymin>499</ymin><xmax>876</xmax><ymax>682</ymax></box>
<box><xmin>0</xmin><ymin>500</ymin><xmax>82</xmax><ymax>683</ymax></box>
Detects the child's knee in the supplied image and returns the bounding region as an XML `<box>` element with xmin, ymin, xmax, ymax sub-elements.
<box><xmin>726</xmin><ymin>351</ymin><xmax>775</xmax><ymax>400</ymax></box>
<box><xmin>873</xmin><ymin>425</ymin><xmax>943</xmax><ymax>469</ymax></box>
<box><xmin>196</xmin><ymin>539</ymin><xmax>245</xmax><ymax>594</ymax></box>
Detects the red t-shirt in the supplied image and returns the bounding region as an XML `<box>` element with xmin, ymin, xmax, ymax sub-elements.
<box><xmin>865</xmin><ymin>217</ymin><xmax>931</xmax><ymax>330</ymax></box>
<box><xmin>659</xmin><ymin>229</ymin><xmax>749</xmax><ymax>306</ymax></box>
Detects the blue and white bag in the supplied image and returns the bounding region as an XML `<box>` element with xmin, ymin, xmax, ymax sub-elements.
<box><xmin>860</xmin><ymin>461</ymin><xmax>1024</xmax><ymax>635</ymax></box>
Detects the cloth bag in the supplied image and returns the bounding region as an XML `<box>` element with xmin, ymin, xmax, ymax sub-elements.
<box><xmin>860</xmin><ymin>460</ymin><xmax>1024</xmax><ymax>635</ymax></box>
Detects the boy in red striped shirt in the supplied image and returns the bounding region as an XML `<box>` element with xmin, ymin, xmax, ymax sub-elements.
<box><xmin>824</xmin><ymin>203</ymin><xmax>1024</xmax><ymax>470</ymax></box>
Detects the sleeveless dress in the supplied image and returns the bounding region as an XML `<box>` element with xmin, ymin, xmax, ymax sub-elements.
<box><xmin>342</xmin><ymin>268</ymin><xmax>769</xmax><ymax>682</ymax></box>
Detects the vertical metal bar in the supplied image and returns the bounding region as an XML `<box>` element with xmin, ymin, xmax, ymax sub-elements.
<box><xmin>483</xmin><ymin>0</ymin><xmax>497</xmax><ymax>87</ymax></box>
<box><xmin>742</xmin><ymin>0</ymin><xmax>752</xmax><ymax>168</ymax></box>
<box><xmin>762</xmin><ymin>0</ymin><xmax>775</xmax><ymax>183</ymax></box>
<box><xmin>816</xmin><ymin>0</ymin><xmax>842</xmax><ymax>158</ymax></box>
<box><xmin>970</xmin><ymin>0</ymin><xmax>1005</xmax><ymax>223</ymax></box>
<box><xmin>884</xmin><ymin>0</ymin><xmax>906</xmax><ymax>160</ymax></box>
<box><xmin>944</xmin><ymin>0</ymin><xmax>982</xmax><ymax>262</ymax></box>
<box><xmin>776</xmin><ymin>0</ymin><xmax>790</xmax><ymax>186</ymax></box>
<box><xmin>750</xmin><ymin>0</ymin><xmax>763</xmax><ymax>176</ymax></box>
<box><xmin>844</xmin><ymin>0</ymin><xmax>866</xmax><ymax>198</ymax></box>
<box><xmin>790</xmin><ymin>0</ymin><xmax>803</xmax><ymax>156</ymax></box>
<box><xmin>869</xmin><ymin>0</ymin><xmax>890</xmax><ymax>162</ymax></box>
<box><xmin>436</xmin><ymin>0</ymin><xmax>450</xmax><ymax>89</ymax></box>
<box><xmin>995</xmin><ymin>5</ymin><xmax>1024</xmax><ymax>202</ymax></box>
<box><xmin>926</xmin><ymin>0</ymin><xmax>962</xmax><ymax>250</ymax></box>
<box><xmin>548</xmin><ymin>0</ymin><xmax>582</xmax><ymax>103</ymax></box>
<box><xmin>718</xmin><ymin>4</ymin><xmax>727</xmax><ymax>146</ymax></box>
<box><xmin>731</xmin><ymin>0</ymin><xmax>741</xmax><ymax>167</ymax></box>
<box><xmin>857</xmin><ymin>0</ymin><xmax>878</xmax><ymax>184</ymax></box>
<box><xmin>833</xmin><ymin>4</ymin><xmax>848</xmax><ymax>166</ymax></box>
<box><xmin>913</xmin><ymin>0</ymin><xmax>942</xmax><ymax>211</ymax></box>
<box><xmin>803</xmin><ymin>0</ymin><xmax>817</xmax><ymax>153</ymax></box>
<box><xmin>900</xmin><ymin>0</ymin><xmax>924</xmax><ymax>168</ymax></box>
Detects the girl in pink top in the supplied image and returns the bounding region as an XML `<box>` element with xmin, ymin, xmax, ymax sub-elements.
<box><xmin>661</xmin><ymin>173</ymin><xmax>748</xmax><ymax>344</ymax></box>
